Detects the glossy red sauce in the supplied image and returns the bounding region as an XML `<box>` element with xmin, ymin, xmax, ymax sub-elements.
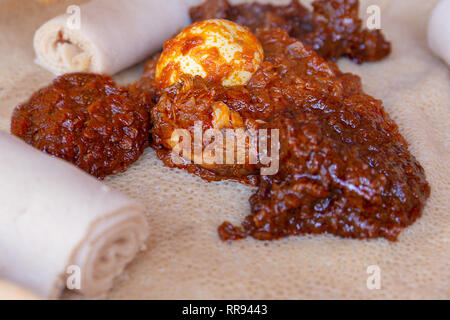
<box><xmin>11</xmin><ymin>73</ymin><xmax>149</xmax><ymax>179</ymax></box>
<box><xmin>135</xmin><ymin>25</ymin><xmax>429</xmax><ymax>241</ymax></box>
<box><xmin>190</xmin><ymin>0</ymin><xmax>391</xmax><ymax>63</ymax></box>
<box><xmin>12</xmin><ymin>0</ymin><xmax>428</xmax><ymax>242</ymax></box>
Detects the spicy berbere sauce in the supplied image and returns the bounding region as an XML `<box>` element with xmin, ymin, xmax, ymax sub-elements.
<box><xmin>11</xmin><ymin>73</ymin><xmax>149</xmax><ymax>179</ymax></box>
<box><xmin>10</xmin><ymin>0</ymin><xmax>430</xmax><ymax>242</ymax></box>
<box><xmin>215</xmin><ymin>28</ymin><xmax>430</xmax><ymax>241</ymax></box>
<box><xmin>190</xmin><ymin>0</ymin><xmax>391</xmax><ymax>63</ymax></box>
<box><xmin>139</xmin><ymin>25</ymin><xmax>429</xmax><ymax>240</ymax></box>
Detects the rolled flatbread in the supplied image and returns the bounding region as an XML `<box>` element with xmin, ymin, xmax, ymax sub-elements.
<box><xmin>0</xmin><ymin>132</ymin><xmax>149</xmax><ymax>299</ymax></box>
<box><xmin>428</xmin><ymin>0</ymin><xmax>450</xmax><ymax>67</ymax></box>
<box><xmin>33</xmin><ymin>0</ymin><xmax>201</xmax><ymax>75</ymax></box>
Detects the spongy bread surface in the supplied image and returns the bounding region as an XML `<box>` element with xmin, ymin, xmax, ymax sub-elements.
<box><xmin>0</xmin><ymin>0</ymin><xmax>448</xmax><ymax>299</ymax></box>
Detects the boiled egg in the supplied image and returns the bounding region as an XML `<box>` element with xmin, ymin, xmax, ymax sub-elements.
<box><xmin>155</xmin><ymin>19</ymin><xmax>264</xmax><ymax>88</ymax></box>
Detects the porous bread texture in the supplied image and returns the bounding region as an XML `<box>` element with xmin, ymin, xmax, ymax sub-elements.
<box><xmin>0</xmin><ymin>0</ymin><xmax>449</xmax><ymax>299</ymax></box>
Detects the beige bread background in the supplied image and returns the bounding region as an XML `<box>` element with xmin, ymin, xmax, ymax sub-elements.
<box><xmin>0</xmin><ymin>0</ymin><xmax>449</xmax><ymax>299</ymax></box>
<box><xmin>0</xmin><ymin>280</ymin><xmax>40</xmax><ymax>300</ymax></box>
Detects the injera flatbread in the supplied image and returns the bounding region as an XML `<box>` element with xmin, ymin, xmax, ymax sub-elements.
<box><xmin>0</xmin><ymin>0</ymin><xmax>448</xmax><ymax>299</ymax></box>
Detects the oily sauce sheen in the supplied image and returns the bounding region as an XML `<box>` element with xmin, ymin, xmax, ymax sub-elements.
<box><xmin>141</xmin><ymin>27</ymin><xmax>430</xmax><ymax>241</ymax></box>
<box><xmin>11</xmin><ymin>0</ymin><xmax>430</xmax><ymax>242</ymax></box>
<box><xmin>190</xmin><ymin>0</ymin><xmax>391</xmax><ymax>63</ymax></box>
<box><xmin>11</xmin><ymin>73</ymin><xmax>149</xmax><ymax>179</ymax></box>
<box><xmin>135</xmin><ymin>0</ymin><xmax>429</xmax><ymax>241</ymax></box>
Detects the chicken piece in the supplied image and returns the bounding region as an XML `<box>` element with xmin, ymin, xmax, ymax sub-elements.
<box><xmin>151</xmin><ymin>76</ymin><xmax>260</xmax><ymax>181</ymax></box>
